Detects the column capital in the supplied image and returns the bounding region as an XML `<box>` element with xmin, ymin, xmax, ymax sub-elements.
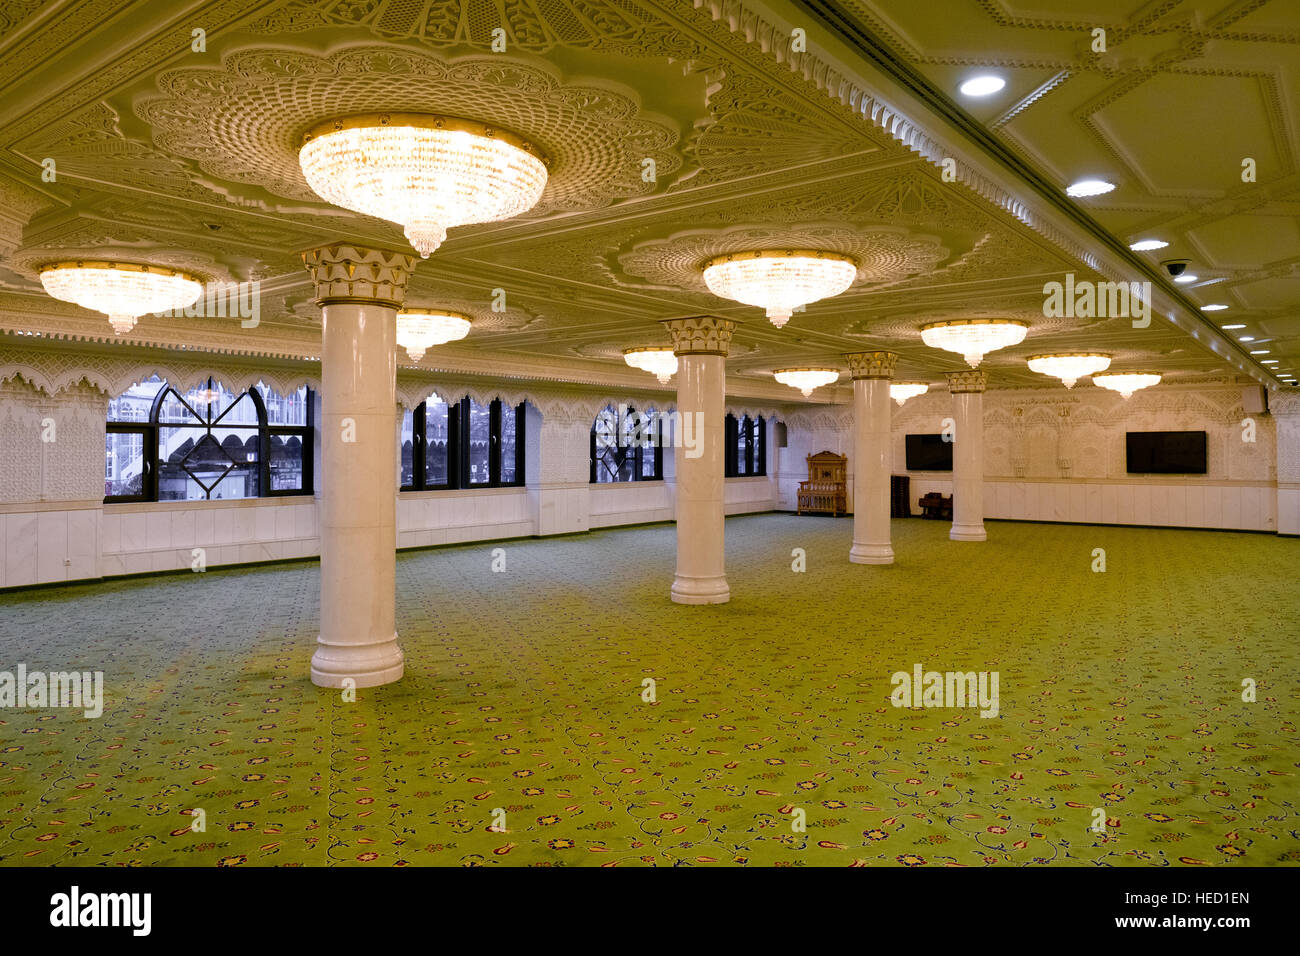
<box><xmin>946</xmin><ymin>369</ymin><xmax>988</xmax><ymax>393</ymax></box>
<box><xmin>844</xmin><ymin>351</ymin><xmax>899</xmax><ymax>380</ymax></box>
<box><xmin>302</xmin><ymin>243</ymin><xmax>418</xmax><ymax>309</ymax></box>
<box><xmin>660</xmin><ymin>315</ymin><xmax>738</xmax><ymax>356</ymax></box>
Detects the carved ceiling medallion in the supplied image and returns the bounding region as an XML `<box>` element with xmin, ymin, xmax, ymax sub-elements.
<box><xmin>613</xmin><ymin>223</ymin><xmax>949</xmax><ymax>297</ymax></box>
<box><xmin>135</xmin><ymin>46</ymin><xmax>683</xmax><ymax>218</ymax></box>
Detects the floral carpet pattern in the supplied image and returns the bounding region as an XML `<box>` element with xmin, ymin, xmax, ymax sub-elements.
<box><xmin>0</xmin><ymin>515</ymin><xmax>1297</xmax><ymax>867</ymax></box>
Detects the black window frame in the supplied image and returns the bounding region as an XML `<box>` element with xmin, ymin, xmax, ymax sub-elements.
<box><xmin>402</xmin><ymin>396</ymin><xmax>525</xmax><ymax>491</ymax></box>
<box><xmin>724</xmin><ymin>414</ymin><xmax>766</xmax><ymax>478</ymax></box>
<box><xmin>103</xmin><ymin>377</ymin><xmax>314</xmax><ymax>503</ymax></box>
<box><xmin>590</xmin><ymin>405</ymin><xmax>664</xmax><ymax>483</ymax></box>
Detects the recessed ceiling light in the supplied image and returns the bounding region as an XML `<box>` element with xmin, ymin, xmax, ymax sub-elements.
<box><xmin>1262</xmin><ymin>359</ymin><xmax>1279</xmax><ymax>364</ymax></box>
<box><xmin>1200</xmin><ymin>304</ymin><xmax>1228</xmax><ymax>311</ymax></box>
<box><xmin>1250</xmin><ymin>350</ymin><xmax>1269</xmax><ymax>355</ymax></box>
<box><xmin>1239</xmin><ymin>336</ymin><xmax>1255</xmax><ymax>342</ymax></box>
<box><xmin>1066</xmin><ymin>179</ymin><xmax>1116</xmax><ymax>197</ymax></box>
<box><xmin>1173</xmin><ymin>274</ymin><xmax>1198</xmax><ymax>284</ymax></box>
<box><xmin>959</xmin><ymin>75</ymin><xmax>1006</xmax><ymax>97</ymax></box>
<box><xmin>1129</xmin><ymin>239</ymin><xmax>1168</xmax><ymax>251</ymax></box>
<box><xmin>1221</xmin><ymin>323</ymin><xmax>1246</xmax><ymax>329</ymax></box>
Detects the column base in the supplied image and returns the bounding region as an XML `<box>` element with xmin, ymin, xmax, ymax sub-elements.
<box><xmin>849</xmin><ymin>543</ymin><xmax>895</xmax><ymax>565</ymax></box>
<box><xmin>949</xmin><ymin>523</ymin><xmax>987</xmax><ymax>542</ymax></box>
<box><xmin>670</xmin><ymin>575</ymin><xmax>730</xmax><ymax>605</ymax></box>
<box><xmin>311</xmin><ymin>632</ymin><xmax>405</xmax><ymax>688</ymax></box>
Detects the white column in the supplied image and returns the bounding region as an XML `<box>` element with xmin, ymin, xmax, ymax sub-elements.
<box><xmin>662</xmin><ymin>316</ymin><xmax>737</xmax><ymax>604</ymax></box>
<box><xmin>303</xmin><ymin>244</ymin><xmax>416</xmax><ymax>688</ymax></box>
<box><xmin>947</xmin><ymin>369</ymin><xmax>987</xmax><ymax>542</ymax></box>
<box><xmin>846</xmin><ymin>351</ymin><xmax>898</xmax><ymax>564</ymax></box>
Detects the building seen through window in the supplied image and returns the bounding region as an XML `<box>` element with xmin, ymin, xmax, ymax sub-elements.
<box><xmin>105</xmin><ymin>375</ymin><xmax>312</xmax><ymax>502</ymax></box>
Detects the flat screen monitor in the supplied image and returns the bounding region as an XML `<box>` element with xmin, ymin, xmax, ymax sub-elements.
<box><xmin>1125</xmin><ymin>431</ymin><xmax>1207</xmax><ymax>474</ymax></box>
<box><xmin>905</xmin><ymin>433</ymin><xmax>953</xmax><ymax>471</ymax></box>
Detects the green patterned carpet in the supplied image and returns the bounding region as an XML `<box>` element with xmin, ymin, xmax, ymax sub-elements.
<box><xmin>1</xmin><ymin>514</ymin><xmax>1297</xmax><ymax>867</ymax></box>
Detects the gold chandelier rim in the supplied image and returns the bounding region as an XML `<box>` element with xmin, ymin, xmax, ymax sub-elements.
<box><xmin>1026</xmin><ymin>352</ymin><xmax>1111</xmax><ymax>361</ymax></box>
<box><xmin>921</xmin><ymin>318</ymin><xmax>1030</xmax><ymax>331</ymax></box>
<box><xmin>300</xmin><ymin>113</ymin><xmax>549</xmax><ymax>167</ymax></box>
<box><xmin>702</xmin><ymin>250</ymin><xmax>858</xmax><ymax>271</ymax></box>
<box><xmin>773</xmin><ymin>366</ymin><xmax>841</xmax><ymax>375</ymax></box>
<box><xmin>891</xmin><ymin>380</ymin><xmax>931</xmax><ymax>387</ymax></box>
<box><xmin>38</xmin><ymin>260</ymin><xmax>203</xmax><ymax>283</ymax></box>
<box><xmin>397</xmin><ymin>308</ymin><xmax>472</xmax><ymax>321</ymax></box>
<box><xmin>1092</xmin><ymin>370</ymin><xmax>1162</xmax><ymax>378</ymax></box>
<box><xmin>623</xmin><ymin>346</ymin><xmax>675</xmax><ymax>356</ymax></box>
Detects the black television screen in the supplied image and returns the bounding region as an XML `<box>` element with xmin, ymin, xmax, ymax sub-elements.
<box><xmin>906</xmin><ymin>433</ymin><xmax>953</xmax><ymax>471</ymax></box>
<box><xmin>1126</xmin><ymin>431</ymin><xmax>1207</xmax><ymax>474</ymax></box>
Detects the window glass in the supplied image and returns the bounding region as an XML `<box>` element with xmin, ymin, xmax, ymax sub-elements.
<box><xmin>499</xmin><ymin>402</ymin><xmax>517</xmax><ymax>485</ymax></box>
<box><xmin>106</xmin><ymin>377</ymin><xmax>311</xmax><ymax>502</ymax></box>
<box><xmin>105</xmin><ymin>431</ymin><xmax>146</xmax><ymax>498</ymax></box>
<box><xmin>425</xmin><ymin>397</ymin><xmax>449</xmax><ymax>485</ymax></box>
<box><xmin>399</xmin><ymin>396</ymin><xmax>525</xmax><ymax>491</ymax></box>
<box><xmin>466</xmin><ymin>399</ymin><xmax>491</xmax><ymax>485</ymax></box>
<box><xmin>400</xmin><ymin>407</ymin><xmax>414</xmax><ymax>487</ymax></box>
<box><xmin>641</xmin><ymin>410</ymin><xmax>659</xmax><ymax>479</ymax></box>
<box><xmin>258</xmin><ymin>383</ymin><xmax>308</xmax><ymax>425</ymax></box>
<box><xmin>107</xmin><ymin>375</ymin><xmax>166</xmax><ymax>422</ymax></box>
<box><xmin>269</xmin><ymin>434</ymin><xmax>304</xmax><ymax>492</ymax></box>
<box><xmin>591</xmin><ymin>405</ymin><xmax>660</xmax><ymax>483</ymax></box>
<box><xmin>743</xmin><ymin>418</ymin><xmax>754</xmax><ymax>478</ymax></box>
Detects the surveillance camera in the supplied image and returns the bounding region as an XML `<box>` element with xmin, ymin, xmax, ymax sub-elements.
<box><xmin>1161</xmin><ymin>259</ymin><xmax>1189</xmax><ymax>277</ymax></box>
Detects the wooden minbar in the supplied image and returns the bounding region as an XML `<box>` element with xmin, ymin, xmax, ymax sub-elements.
<box><xmin>797</xmin><ymin>451</ymin><xmax>847</xmax><ymax>516</ymax></box>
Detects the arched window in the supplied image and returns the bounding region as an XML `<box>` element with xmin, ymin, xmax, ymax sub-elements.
<box><xmin>591</xmin><ymin>405</ymin><xmax>663</xmax><ymax>483</ymax></box>
<box><xmin>724</xmin><ymin>414</ymin><xmax>766</xmax><ymax>477</ymax></box>
<box><xmin>401</xmin><ymin>395</ymin><xmax>525</xmax><ymax>490</ymax></box>
<box><xmin>105</xmin><ymin>375</ymin><xmax>313</xmax><ymax>502</ymax></box>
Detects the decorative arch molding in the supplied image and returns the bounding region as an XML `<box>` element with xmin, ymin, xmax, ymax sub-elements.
<box><xmin>725</xmin><ymin>404</ymin><xmax>786</xmax><ymax>422</ymax></box>
<box><xmin>394</xmin><ymin>377</ymin><xmax>685</xmax><ymax>425</ymax></box>
<box><xmin>0</xmin><ymin>346</ymin><xmax>319</xmax><ymax>400</ymax></box>
<box><xmin>784</xmin><ymin>408</ymin><xmax>852</xmax><ymax>432</ymax></box>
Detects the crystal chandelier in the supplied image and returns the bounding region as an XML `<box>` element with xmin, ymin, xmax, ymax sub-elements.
<box><xmin>188</xmin><ymin>385</ymin><xmax>222</xmax><ymax>406</ymax></box>
<box><xmin>1027</xmin><ymin>353</ymin><xmax>1112</xmax><ymax>388</ymax></box>
<box><xmin>624</xmin><ymin>347</ymin><xmax>678</xmax><ymax>384</ymax></box>
<box><xmin>300</xmin><ymin>114</ymin><xmax>549</xmax><ymax>258</ymax></box>
<box><xmin>920</xmin><ymin>318</ymin><xmax>1028</xmax><ymax>367</ymax></box>
<box><xmin>890</xmin><ymin>382</ymin><xmax>929</xmax><ymax>406</ymax></box>
<box><xmin>39</xmin><ymin>260</ymin><xmax>203</xmax><ymax>335</ymax></box>
<box><xmin>774</xmin><ymin>367</ymin><xmax>840</xmax><ymax>396</ymax></box>
<box><xmin>1092</xmin><ymin>371</ymin><xmax>1161</xmax><ymax>399</ymax></box>
<box><xmin>396</xmin><ymin>310</ymin><xmax>471</xmax><ymax>362</ymax></box>
<box><xmin>703</xmin><ymin>250</ymin><xmax>857</xmax><ymax>328</ymax></box>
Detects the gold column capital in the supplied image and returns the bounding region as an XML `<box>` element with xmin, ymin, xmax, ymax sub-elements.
<box><xmin>303</xmin><ymin>243</ymin><xmax>417</xmax><ymax>309</ymax></box>
<box><xmin>660</xmin><ymin>315</ymin><xmax>738</xmax><ymax>356</ymax></box>
<box><xmin>946</xmin><ymin>369</ymin><xmax>988</xmax><ymax>393</ymax></box>
<box><xmin>844</xmin><ymin>351</ymin><xmax>899</xmax><ymax>380</ymax></box>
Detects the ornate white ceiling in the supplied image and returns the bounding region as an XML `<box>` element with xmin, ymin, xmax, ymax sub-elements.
<box><xmin>814</xmin><ymin>0</ymin><xmax>1299</xmax><ymax>388</ymax></box>
<box><xmin>0</xmin><ymin>0</ymin><xmax>1288</xmax><ymax>401</ymax></box>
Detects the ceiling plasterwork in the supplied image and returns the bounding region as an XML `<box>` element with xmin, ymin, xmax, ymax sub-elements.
<box><xmin>613</xmin><ymin>222</ymin><xmax>949</xmax><ymax>295</ymax></box>
<box><xmin>244</xmin><ymin>0</ymin><xmax>704</xmax><ymax>59</ymax></box>
<box><xmin>130</xmin><ymin>46</ymin><xmax>683</xmax><ymax>216</ymax></box>
<box><xmin>0</xmin><ymin>0</ymin><xmax>1287</xmax><ymax>398</ymax></box>
<box><xmin>826</xmin><ymin>0</ymin><xmax>1300</xmax><ymax>384</ymax></box>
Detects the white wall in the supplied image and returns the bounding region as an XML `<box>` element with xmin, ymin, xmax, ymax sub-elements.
<box><xmin>0</xmin><ymin>373</ymin><xmax>782</xmax><ymax>588</ymax></box>
<box><xmin>1275</xmin><ymin>392</ymin><xmax>1300</xmax><ymax>535</ymax></box>
<box><xmin>783</xmin><ymin>381</ymin><xmax>1290</xmax><ymax>533</ymax></box>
